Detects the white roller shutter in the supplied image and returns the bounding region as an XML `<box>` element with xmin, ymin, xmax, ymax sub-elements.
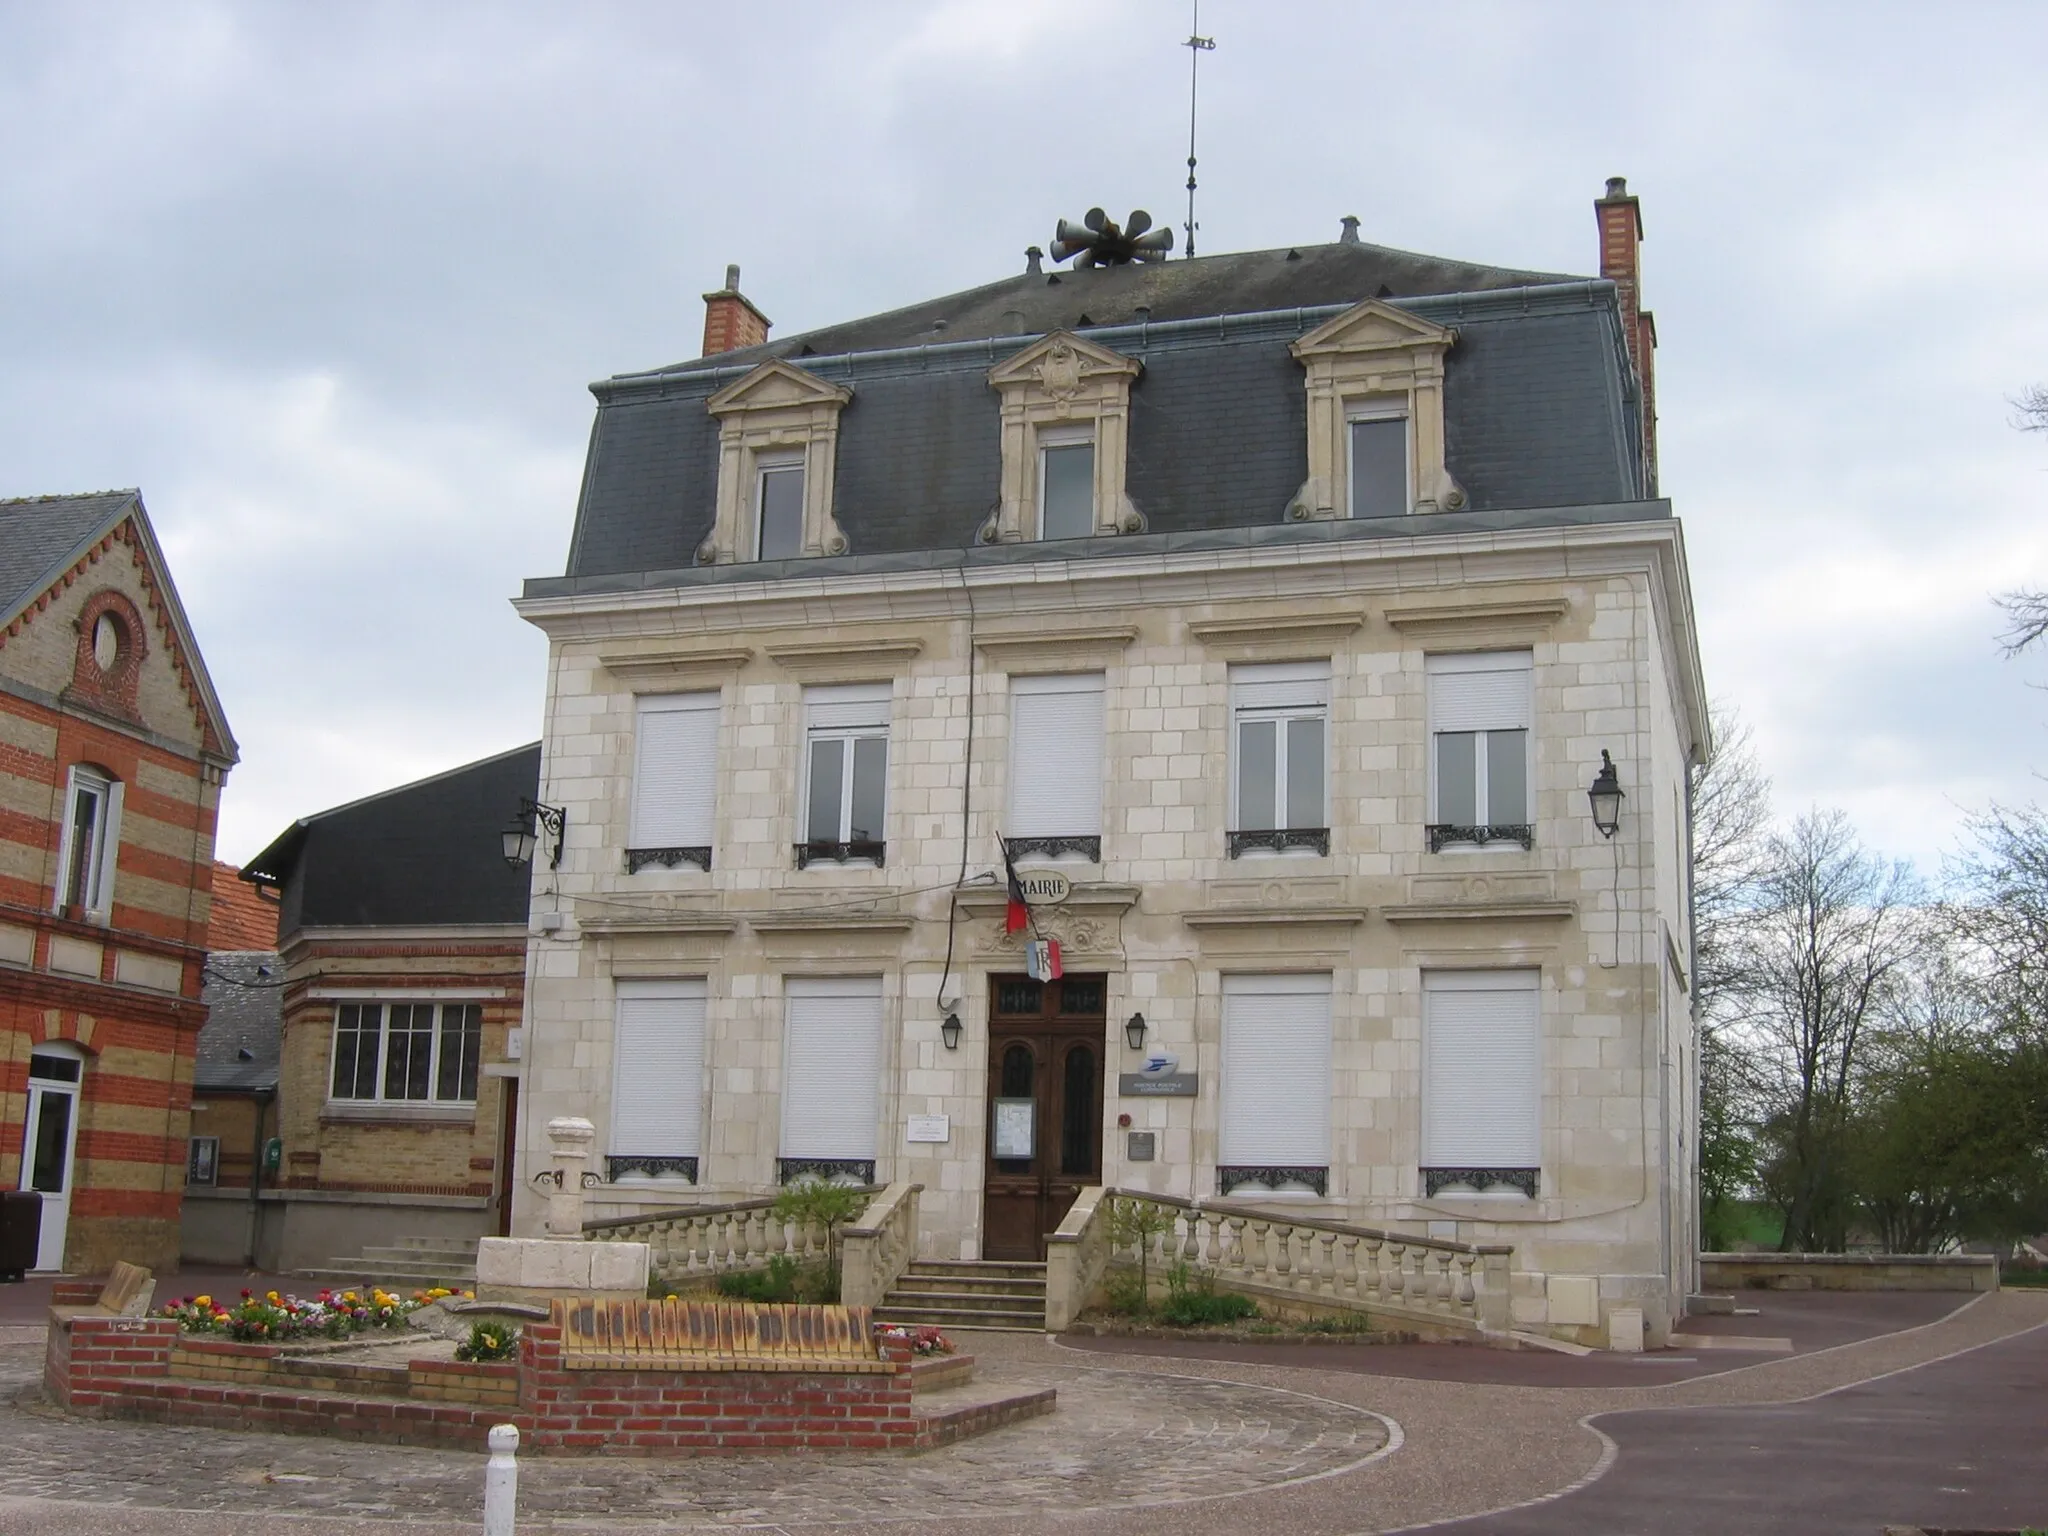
<box><xmin>1219</xmin><ymin>974</ymin><xmax>1331</xmax><ymax>1166</ymax></box>
<box><xmin>630</xmin><ymin>693</ymin><xmax>720</xmax><ymax>847</ymax></box>
<box><xmin>1422</xmin><ymin>970</ymin><xmax>1541</xmax><ymax>1166</ymax></box>
<box><xmin>1230</xmin><ymin>660</ymin><xmax>1330</xmax><ymax>711</ymax></box>
<box><xmin>1426</xmin><ymin>652</ymin><xmax>1531</xmax><ymax>733</ymax></box>
<box><xmin>780</xmin><ymin>976</ymin><xmax>883</xmax><ymax>1160</ymax></box>
<box><xmin>610</xmin><ymin>979</ymin><xmax>706</xmax><ymax>1158</ymax></box>
<box><xmin>804</xmin><ymin>682</ymin><xmax>891</xmax><ymax>731</ymax></box>
<box><xmin>1008</xmin><ymin>673</ymin><xmax>1104</xmax><ymax>838</ymax></box>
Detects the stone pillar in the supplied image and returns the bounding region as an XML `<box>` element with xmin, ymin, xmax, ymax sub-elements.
<box><xmin>543</xmin><ymin>1117</ymin><xmax>595</xmax><ymax>1238</ymax></box>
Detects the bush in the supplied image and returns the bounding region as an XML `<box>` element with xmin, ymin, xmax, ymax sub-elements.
<box><xmin>1152</xmin><ymin>1261</ymin><xmax>1257</xmax><ymax>1327</ymax></box>
<box><xmin>454</xmin><ymin>1320</ymin><xmax>516</xmax><ymax>1362</ymax></box>
<box><xmin>713</xmin><ymin>1253</ymin><xmax>838</xmax><ymax>1304</ymax></box>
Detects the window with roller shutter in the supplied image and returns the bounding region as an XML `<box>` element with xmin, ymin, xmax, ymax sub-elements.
<box><xmin>608</xmin><ymin>979</ymin><xmax>705</xmax><ymax>1183</ymax></box>
<box><xmin>1426</xmin><ymin>651</ymin><xmax>1533</xmax><ymax>852</ymax></box>
<box><xmin>1228</xmin><ymin>662</ymin><xmax>1329</xmax><ymax>858</ymax></box>
<box><xmin>627</xmin><ymin>693</ymin><xmax>720</xmax><ymax>872</ymax></box>
<box><xmin>1006</xmin><ymin>672</ymin><xmax>1104</xmax><ymax>861</ymax></box>
<box><xmin>798</xmin><ymin>684</ymin><xmax>890</xmax><ymax>868</ymax></box>
<box><xmin>1217</xmin><ymin>973</ymin><xmax>1331</xmax><ymax>1197</ymax></box>
<box><xmin>1421</xmin><ymin>970</ymin><xmax>1541</xmax><ymax>1198</ymax></box>
<box><xmin>778</xmin><ymin>975</ymin><xmax>882</xmax><ymax>1185</ymax></box>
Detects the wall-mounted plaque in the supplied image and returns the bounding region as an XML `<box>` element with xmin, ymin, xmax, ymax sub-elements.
<box><xmin>1125</xmin><ymin>1131</ymin><xmax>1156</xmax><ymax>1162</ymax></box>
<box><xmin>1015</xmin><ymin>869</ymin><xmax>1071</xmax><ymax>904</ymax></box>
<box><xmin>906</xmin><ymin>1114</ymin><xmax>951</xmax><ymax>1144</ymax></box>
<box><xmin>1119</xmin><ymin>1072</ymin><xmax>1199</xmax><ymax>1098</ymax></box>
<box><xmin>993</xmin><ymin>1098</ymin><xmax>1035</xmax><ymax>1158</ymax></box>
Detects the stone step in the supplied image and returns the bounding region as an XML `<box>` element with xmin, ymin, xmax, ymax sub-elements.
<box><xmin>358</xmin><ymin>1245</ymin><xmax>475</xmax><ymax>1266</ymax></box>
<box><xmin>904</xmin><ymin>1259</ymin><xmax>1047</xmax><ymax>1278</ymax></box>
<box><xmin>389</xmin><ymin>1236</ymin><xmax>481</xmax><ymax>1254</ymax></box>
<box><xmin>881</xmin><ymin>1288</ymin><xmax>1047</xmax><ymax>1314</ymax></box>
<box><xmin>298</xmin><ymin>1265</ymin><xmax>476</xmax><ymax>1291</ymax></box>
<box><xmin>888</xmin><ymin>1275</ymin><xmax>1047</xmax><ymax>1300</ymax></box>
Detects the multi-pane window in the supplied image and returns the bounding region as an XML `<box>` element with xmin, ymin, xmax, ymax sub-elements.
<box><xmin>800</xmin><ymin>683</ymin><xmax>889</xmax><ymax>864</ymax></box>
<box><xmin>1006</xmin><ymin>672</ymin><xmax>1104</xmax><ymax>858</ymax></box>
<box><xmin>1427</xmin><ymin>651</ymin><xmax>1533</xmax><ymax>847</ymax></box>
<box><xmin>1038</xmin><ymin>432</ymin><xmax>1095</xmax><ymax>541</ymax></box>
<box><xmin>779</xmin><ymin>975</ymin><xmax>882</xmax><ymax>1183</ymax></box>
<box><xmin>1229</xmin><ymin>662</ymin><xmax>1329</xmax><ymax>855</ymax></box>
<box><xmin>1218</xmin><ymin>973</ymin><xmax>1332</xmax><ymax>1196</ymax></box>
<box><xmin>1349</xmin><ymin>410</ymin><xmax>1409</xmax><ymax>519</ymax></box>
<box><xmin>755</xmin><ymin>456</ymin><xmax>805</xmax><ymax>560</ymax></box>
<box><xmin>330</xmin><ymin>1002</ymin><xmax>482</xmax><ymax>1106</ymax></box>
<box><xmin>609</xmin><ymin>979</ymin><xmax>705</xmax><ymax>1183</ymax></box>
<box><xmin>56</xmin><ymin>766</ymin><xmax>121</xmax><ymax>918</ymax></box>
<box><xmin>1421</xmin><ymin>969</ymin><xmax>1541</xmax><ymax>1196</ymax></box>
<box><xmin>628</xmin><ymin>692</ymin><xmax>720</xmax><ymax>870</ymax></box>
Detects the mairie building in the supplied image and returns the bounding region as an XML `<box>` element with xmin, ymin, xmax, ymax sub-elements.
<box><xmin>508</xmin><ymin>180</ymin><xmax>1708</xmax><ymax>1342</ymax></box>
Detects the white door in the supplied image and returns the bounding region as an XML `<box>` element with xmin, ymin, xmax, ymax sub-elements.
<box><xmin>21</xmin><ymin>1049</ymin><xmax>84</xmax><ymax>1272</ymax></box>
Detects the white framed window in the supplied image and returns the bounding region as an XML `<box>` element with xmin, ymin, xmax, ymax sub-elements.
<box><xmin>609</xmin><ymin>979</ymin><xmax>706</xmax><ymax>1183</ymax></box>
<box><xmin>1229</xmin><ymin>662</ymin><xmax>1329</xmax><ymax>854</ymax></box>
<box><xmin>1422</xmin><ymin>970</ymin><xmax>1541</xmax><ymax>1193</ymax></box>
<box><xmin>328</xmin><ymin>1001</ymin><xmax>482</xmax><ymax>1106</ymax></box>
<box><xmin>1037</xmin><ymin>426</ymin><xmax>1096</xmax><ymax>541</ymax></box>
<box><xmin>755</xmin><ymin>453</ymin><xmax>806</xmax><ymax>561</ymax></box>
<box><xmin>1348</xmin><ymin>402</ymin><xmax>1411</xmax><ymax>520</ymax></box>
<box><xmin>1219</xmin><ymin>973</ymin><xmax>1331</xmax><ymax>1197</ymax></box>
<box><xmin>779</xmin><ymin>975</ymin><xmax>882</xmax><ymax>1182</ymax></box>
<box><xmin>54</xmin><ymin>765</ymin><xmax>122</xmax><ymax>920</ymax></box>
<box><xmin>1007</xmin><ymin>672</ymin><xmax>1104</xmax><ymax>856</ymax></box>
<box><xmin>629</xmin><ymin>692</ymin><xmax>720</xmax><ymax>868</ymax></box>
<box><xmin>800</xmin><ymin>683</ymin><xmax>889</xmax><ymax>862</ymax></box>
<box><xmin>1427</xmin><ymin>651</ymin><xmax>1532</xmax><ymax>842</ymax></box>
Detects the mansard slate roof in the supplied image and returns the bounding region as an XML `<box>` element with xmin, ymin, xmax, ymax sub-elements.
<box><xmin>243</xmin><ymin>742</ymin><xmax>540</xmax><ymax>937</ymax></box>
<box><xmin>195</xmin><ymin>950</ymin><xmax>283</xmax><ymax>1094</ymax></box>
<box><xmin>537</xmin><ymin>234</ymin><xmax>1655</xmax><ymax>597</ymax></box>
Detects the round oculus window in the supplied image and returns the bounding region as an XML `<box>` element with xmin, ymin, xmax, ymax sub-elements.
<box><xmin>92</xmin><ymin>613</ymin><xmax>122</xmax><ymax>671</ymax></box>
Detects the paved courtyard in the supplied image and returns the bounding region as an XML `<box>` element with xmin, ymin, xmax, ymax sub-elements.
<box><xmin>0</xmin><ymin>1288</ymin><xmax>2041</xmax><ymax>1534</ymax></box>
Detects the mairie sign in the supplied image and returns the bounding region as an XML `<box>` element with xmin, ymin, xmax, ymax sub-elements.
<box><xmin>1015</xmin><ymin>869</ymin><xmax>1072</xmax><ymax>904</ymax></box>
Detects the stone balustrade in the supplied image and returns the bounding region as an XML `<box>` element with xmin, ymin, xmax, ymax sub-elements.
<box><xmin>584</xmin><ymin>1188</ymin><xmax>880</xmax><ymax>1288</ymax></box>
<box><xmin>840</xmin><ymin>1183</ymin><xmax>923</xmax><ymax>1309</ymax></box>
<box><xmin>1048</xmin><ymin>1187</ymin><xmax>1512</xmax><ymax>1335</ymax></box>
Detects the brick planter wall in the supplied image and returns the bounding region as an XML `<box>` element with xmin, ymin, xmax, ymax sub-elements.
<box><xmin>45</xmin><ymin>1314</ymin><xmax>178</xmax><ymax>1411</ymax></box>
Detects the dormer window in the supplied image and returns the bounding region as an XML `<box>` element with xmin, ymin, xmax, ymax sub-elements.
<box><xmin>984</xmin><ymin>331</ymin><xmax>1142</xmax><ymax>544</ymax></box>
<box><xmin>1348</xmin><ymin>407</ymin><xmax>1410</xmax><ymax>520</ymax></box>
<box><xmin>699</xmin><ymin>360</ymin><xmax>852</xmax><ymax>565</ymax></box>
<box><xmin>755</xmin><ymin>455</ymin><xmax>805</xmax><ymax>560</ymax></box>
<box><xmin>1289</xmin><ymin>299</ymin><xmax>1464</xmax><ymax>523</ymax></box>
<box><xmin>1038</xmin><ymin>429</ymin><xmax>1096</xmax><ymax>541</ymax></box>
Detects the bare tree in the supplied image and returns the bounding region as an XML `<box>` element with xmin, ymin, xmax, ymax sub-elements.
<box><xmin>1995</xmin><ymin>387</ymin><xmax>2048</xmax><ymax>656</ymax></box>
<box><xmin>1726</xmin><ymin>810</ymin><xmax>1923</xmax><ymax>1251</ymax></box>
<box><xmin>1691</xmin><ymin>704</ymin><xmax>1774</xmax><ymax>1022</ymax></box>
<box><xmin>2014</xmin><ymin>383</ymin><xmax>2048</xmax><ymax>434</ymax></box>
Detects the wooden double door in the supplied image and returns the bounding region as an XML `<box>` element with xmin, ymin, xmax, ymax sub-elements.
<box><xmin>981</xmin><ymin>973</ymin><xmax>1106</xmax><ymax>1262</ymax></box>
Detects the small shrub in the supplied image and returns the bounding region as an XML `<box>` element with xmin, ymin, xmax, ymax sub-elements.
<box><xmin>1295</xmin><ymin>1313</ymin><xmax>1377</xmax><ymax>1335</ymax></box>
<box><xmin>454</xmin><ymin>1321</ymin><xmax>516</xmax><ymax>1362</ymax></box>
<box><xmin>1154</xmin><ymin>1261</ymin><xmax>1257</xmax><ymax>1327</ymax></box>
<box><xmin>717</xmin><ymin>1254</ymin><xmax>802</xmax><ymax>1302</ymax></box>
<box><xmin>1102</xmin><ymin>1267</ymin><xmax>1149</xmax><ymax>1317</ymax></box>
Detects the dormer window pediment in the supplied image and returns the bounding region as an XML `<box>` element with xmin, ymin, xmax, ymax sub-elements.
<box><xmin>1288</xmin><ymin>299</ymin><xmax>1466</xmax><ymax>524</ymax></box>
<box><xmin>699</xmin><ymin>360</ymin><xmax>853</xmax><ymax>565</ymax></box>
<box><xmin>984</xmin><ymin>331</ymin><xmax>1143</xmax><ymax>545</ymax></box>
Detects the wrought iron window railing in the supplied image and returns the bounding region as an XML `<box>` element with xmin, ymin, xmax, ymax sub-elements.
<box><xmin>1217</xmin><ymin>1164</ymin><xmax>1329</xmax><ymax>1197</ymax></box>
<box><xmin>605</xmin><ymin>1155</ymin><xmax>699</xmax><ymax>1184</ymax></box>
<box><xmin>1225</xmin><ymin>827</ymin><xmax>1330</xmax><ymax>858</ymax></box>
<box><xmin>1422</xmin><ymin>1167</ymin><xmax>1538</xmax><ymax>1198</ymax></box>
<box><xmin>1001</xmin><ymin>834</ymin><xmax>1100</xmax><ymax>861</ymax></box>
<box><xmin>793</xmin><ymin>839</ymin><xmax>886</xmax><ymax>869</ymax></box>
<box><xmin>777</xmin><ymin>1157</ymin><xmax>876</xmax><ymax>1186</ymax></box>
<box><xmin>1425</xmin><ymin>824</ymin><xmax>1534</xmax><ymax>853</ymax></box>
<box><xmin>625</xmin><ymin>846</ymin><xmax>712</xmax><ymax>874</ymax></box>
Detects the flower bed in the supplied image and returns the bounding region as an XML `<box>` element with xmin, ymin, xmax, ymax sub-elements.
<box><xmin>877</xmin><ymin>1323</ymin><xmax>954</xmax><ymax>1357</ymax></box>
<box><xmin>152</xmin><ymin>1286</ymin><xmax>466</xmax><ymax>1343</ymax></box>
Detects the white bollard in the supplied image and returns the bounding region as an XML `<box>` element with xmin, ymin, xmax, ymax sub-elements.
<box><xmin>483</xmin><ymin>1423</ymin><xmax>519</xmax><ymax>1536</ymax></box>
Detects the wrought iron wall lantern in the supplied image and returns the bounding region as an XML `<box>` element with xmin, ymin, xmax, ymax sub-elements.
<box><xmin>941</xmin><ymin>1013</ymin><xmax>963</xmax><ymax>1051</ymax></box>
<box><xmin>502</xmin><ymin>798</ymin><xmax>567</xmax><ymax>870</ymax></box>
<box><xmin>1124</xmin><ymin>1013</ymin><xmax>1147</xmax><ymax>1052</ymax></box>
<box><xmin>1587</xmin><ymin>751</ymin><xmax>1625</xmax><ymax>839</ymax></box>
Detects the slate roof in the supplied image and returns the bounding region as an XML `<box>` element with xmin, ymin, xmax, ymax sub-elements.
<box><xmin>0</xmin><ymin>491</ymin><xmax>143</xmax><ymax>622</ymax></box>
<box><xmin>196</xmin><ymin>950</ymin><xmax>282</xmax><ymax>1094</ymax></box>
<box><xmin>243</xmin><ymin>743</ymin><xmax>540</xmax><ymax>936</ymax></box>
<box><xmin>544</xmin><ymin>234</ymin><xmax>1651</xmax><ymax>594</ymax></box>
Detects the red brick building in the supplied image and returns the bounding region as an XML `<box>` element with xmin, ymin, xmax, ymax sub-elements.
<box><xmin>0</xmin><ymin>490</ymin><xmax>238</xmax><ymax>1273</ymax></box>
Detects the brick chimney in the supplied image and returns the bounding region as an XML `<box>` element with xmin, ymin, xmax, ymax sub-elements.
<box><xmin>1596</xmin><ymin>178</ymin><xmax>1658</xmax><ymax>494</ymax></box>
<box><xmin>701</xmin><ymin>264</ymin><xmax>771</xmax><ymax>357</ymax></box>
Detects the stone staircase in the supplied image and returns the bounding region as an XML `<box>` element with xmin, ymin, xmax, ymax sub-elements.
<box><xmin>875</xmin><ymin>1260</ymin><xmax>1047</xmax><ymax>1333</ymax></box>
<box><xmin>300</xmin><ymin>1235</ymin><xmax>479</xmax><ymax>1293</ymax></box>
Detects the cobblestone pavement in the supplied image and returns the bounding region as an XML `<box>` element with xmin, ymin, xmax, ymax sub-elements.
<box><xmin>0</xmin><ymin>1291</ymin><xmax>2041</xmax><ymax>1536</ymax></box>
<box><xmin>0</xmin><ymin>1329</ymin><xmax>1389</xmax><ymax>1528</ymax></box>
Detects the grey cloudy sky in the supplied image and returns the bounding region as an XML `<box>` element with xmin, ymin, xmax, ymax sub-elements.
<box><xmin>4</xmin><ymin>1</ymin><xmax>2045</xmax><ymax>870</ymax></box>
